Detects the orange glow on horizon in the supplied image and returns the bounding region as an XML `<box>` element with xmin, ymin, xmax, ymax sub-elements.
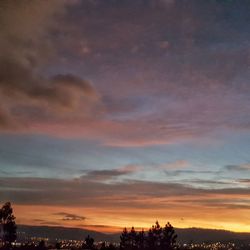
<box><xmin>13</xmin><ymin>204</ymin><xmax>250</xmax><ymax>233</ymax></box>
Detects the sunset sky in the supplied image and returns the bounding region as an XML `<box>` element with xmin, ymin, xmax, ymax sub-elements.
<box><xmin>0</xmin><ymin>0</ymin><xmax>250</xmax><ymax>233</ymax></box>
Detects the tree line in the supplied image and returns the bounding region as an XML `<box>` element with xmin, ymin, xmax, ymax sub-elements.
<box><xmin>82</xmin><ymin>221</ymin><xmax>177</xmax><ymax>250</ymax></box>
<box><xmin>119</xmin><ymin>221</ymin><xmax>177</xmax><ymax>250</ymax></box>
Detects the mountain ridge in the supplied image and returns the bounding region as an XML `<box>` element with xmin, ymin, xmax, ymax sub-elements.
<box><xmin>17</xmin><ymin>224</ymin><xmax>250</xmax><ymax>244</ymax></box>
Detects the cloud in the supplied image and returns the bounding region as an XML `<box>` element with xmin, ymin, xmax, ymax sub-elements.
<box><xmin>0</xmin><ymin>0</ymin><xmax>101</xmax><ymax>130</ymax></box>
<box><xmin>0</xmin><ymin>107</ymin><xmax>12</xmax><ymax>129</ymax></box>
<box><xmin>174</xmin><ymin>197</ymin><xmax>250</xmax><ymax>210</ymax></box>
<box><xmin>81</xmin><ymin>164</ymin><xmax>140</xmax><ymax>182</ymax></box>
<box><xmin>164</xmin><ymin>170</ymin><xmax>216</xmax><ymax>177</ymax></box>
<box><xmin>0</xmin><ymin>0</ymin><xmax>69</xmax><ymax>70</ymax></box>
<box><xmin>225</xmin><ymin>164</ymin><xmax>250</xmax><ymax>172</ymax></box>
<box><xmin>0</xmin><ymin>36</ymin><xmax>101</xmax><ymax>127</ymax></box>
<box><xmin>54</xmin><ymin>212</ymin><xmax>86</xmax><ymax>221</ymax></box>
<box><xmin>189</xmin><ymin>179</ymin><xmax>230</xmax><ymax>185</ymax></box>
<box><xmin>82</xmin><ymin>224</ymin><xmax>116</xmax><ymax>229</ymax></box>
<box><xmin>238</xmin><ymin>179</ymin><xmax>250</xmax><ymax>184</ymax></box>
<box><xmin>0</xmin><ymin>0</ymin><xmax>250</xmax><ymax>148</ymax></box>
<box><xmin>0</xmin><ymin>59</ymin><xmax>98</xmax><ymax>109</ymax></box>
<box><xmin>34</xmin><ymin>219</ymin><xmax>62</xmax><ymax>226</ymax></box>
<box><xmin>1</xmin><ymin>177</ymin><xmax>250</xmax><ymax>208</ymax></box>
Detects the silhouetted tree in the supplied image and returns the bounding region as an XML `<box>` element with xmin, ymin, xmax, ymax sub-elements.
<box><xmin>120</xmin><ymin>221</ymin><xmax>178</xmax><ymax>250</ymax></box>
<box><xmin>83</xmin><ymin>235</ymin><xmax>95</xmax><ymax>249</ymax></box>
<box><xmin>55</xmin><ymin>242</ymin><xmax>61</xmax><ymax>249</ymax></box>
<box><xmin>38</xmin><ymin>240</ymin><xmax>47</xmax><ymax>250</ymax></box>
<box><xmin>129</xmin><ymin>227</ymin><xmax>137</xmax><ymax>250</ymax></box>
<box><xmin>100</xmin><ymin>242</ymin><xmax>107</xmax><ymax>250</ymax></box>
<box><xmin>0</xmin><ymin>202</ymin><xmax>17</xmax><ymax>248</ymax></box>
<box><xmin>100</xmin><ymin>242</ymin><xmax>117</xmax><ymax>250</ymax></box>
<box><xmin>107</xmin><ymin>243</ymin><xmax>116</xmax><ymax>250</ymax></box>
<box><xmin>120</xmin><ymin>228</ymin><xmax>130</xmax><ymax>250</ymax></box>
<box><xmin>146</xmin><ymin>228</ymin><xmax>155</xmax><ymax>250</ymax></box>
<box><xmin>152</xmin><ymin>221</ymin><xmax>162</xmax><ymax>249</ymax></box>
<box><xmin>137</xmin><ymin>230</ymin><xmax>145</xmax><ymax>250</ymax></box>
<box><xmin>161</xmin><ymin>222</ymin><xmax>177</xmax><ymax>250</ymax></box>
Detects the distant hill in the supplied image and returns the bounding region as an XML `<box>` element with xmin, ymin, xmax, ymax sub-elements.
<box><xmin>175</xmin><ymin>228</ymin><xmax>250</xmax><ymax>244</ymax></box>
<box><xmin>17</xmin><ymin>225</ymin><xmax>250</xmax><ymax>244</ymax></box>
<box><xmin>17</xmin><ymin>225</ymin><xmax>117</xmax><ymax>242</ymax></box>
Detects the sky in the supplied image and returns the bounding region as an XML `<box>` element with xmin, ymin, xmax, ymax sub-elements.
<box><xmin>0</xmin><ymin>0</ymin><xmax>250</xmax><ymax>233</ymax></box>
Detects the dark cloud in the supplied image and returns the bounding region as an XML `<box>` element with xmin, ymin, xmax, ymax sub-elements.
<box><xmin>174</xmin><ymin>197</ymin><xmax>250</xmax><ymax>210</ymax></box>
<box><xmin>82</xmin><ymin>224</ymin><xmax>116</xmax><ymax>229</ymax></box>
<box><xmin>238</xmin><ymin>179</ymin><xmax>250</xmax><ymax>184</ymax></box>
<box><xmin>33</xmin><ymin>219</ymin><xmax>62</xmax><ymax>226</ymax></box>
<box><xmin>0</xmin><ymin>107</ymin><xmax>11</xmax><ymax>129</ymax></box>
<box><xmin>224</xmin><ymin>164</ymin><xmax>250</xmax><ymax>172</ymax></box>
<box><xmin>54</xmin><ymin>212</ymin><xmax>86</xmax><ymax>221</ymax></box>
<box><xmin>51</xmin><ymin>74</ymin><xmax>96</xmax><ymax>94</ymax></box>
<box><xmin>190</xmin><ymin>179</ymin><xmax>229</xmax><ymax>185</ymax></box>
<box><xmin>0</xmin><ymin>59</ymin><xmax>97</xmax><ymax>108</ymax></box>
<box><xmin>0</xmin><ymin>58</ymin><xmax>100</xmax><ymax>128</ymax></box>
<box><xmin>81</xmin><ymin>165</ymin><xmax>139</xmax><ymax>182</ymax></box>
<box><xmin>0</xmin><ymin>177</ymin><xmax>249</xmax><ymax>209</ymax></box>
<box><xmin>164</xmin><ymin>169</ymin><xmax>217</xmax><ymax>177</ymax></box>
<box><xmin>0</xmin><ymin>0</ymin><xmax>101</xmax><ymax>130</ymax></box>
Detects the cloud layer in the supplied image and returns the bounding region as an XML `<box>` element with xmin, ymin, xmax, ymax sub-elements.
<box><xmin>0</xmin><ymin>0</ymin><xmax>250</xmax><ymax>146</ymax></box>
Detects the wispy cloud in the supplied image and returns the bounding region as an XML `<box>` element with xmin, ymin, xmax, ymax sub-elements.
<box><xmin>225</xmin><ymin>164</ymin><xmax>250</xmax><ymax>172</ymax></box>
<box><xmin>81</xmin><ymin>164</ymin><xmax>140</xmax><ymax>182</ymax></box>
<box><xmin>54</xmin><ymin>212</ymin><xmax>86</xmax><ymax>221</ymax></box>
<box><xmin>1</xmin><ymin>177</ymin><xmax>250</xmax><ymax>208</ymax></box>
<box><xmin>238</xmin><ymin>179</ymin><xmax>250</xmax><ymax>184</ymax></box>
